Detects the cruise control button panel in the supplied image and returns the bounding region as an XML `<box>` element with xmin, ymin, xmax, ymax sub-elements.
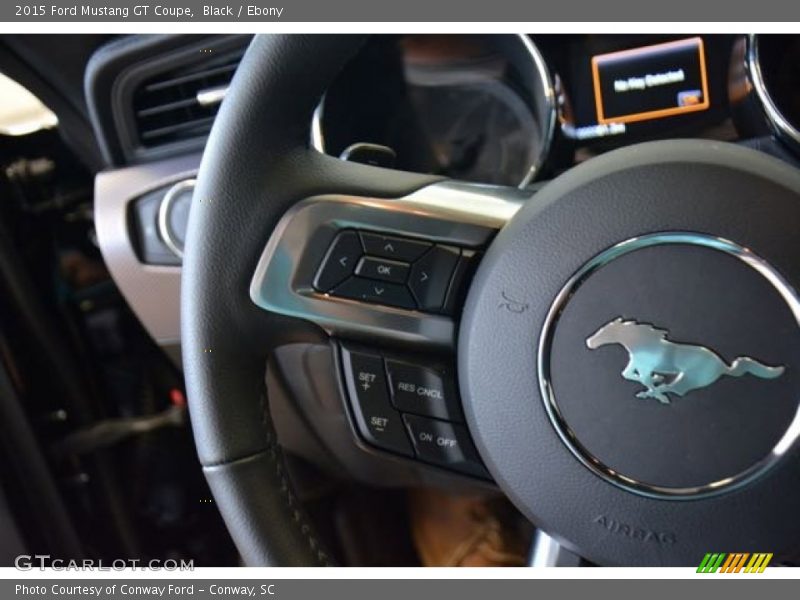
<box><xmin>340</xmin><ymin>344</ymin><xmax>488</xmax><ymax>480</ymax></box>
<box><xmin>313</xmin><ymin>229</ymin><xmax>478</xmax><ymax>315</ymax></box>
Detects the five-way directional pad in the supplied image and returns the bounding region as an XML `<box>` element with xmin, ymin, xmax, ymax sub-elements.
<box><xmin>313</xmin><ymin>229</ymin><xmax>476</xmax><ymax>314</ymax></box>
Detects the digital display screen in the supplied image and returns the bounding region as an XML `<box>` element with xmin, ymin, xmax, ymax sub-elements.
<box><xmin>591</xmin><ymin>37</ymin><xmax>710</xmax><ymax>125</ymax></box>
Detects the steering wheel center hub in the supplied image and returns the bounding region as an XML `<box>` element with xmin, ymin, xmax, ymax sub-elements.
<box><xmin>541</xmin><ymin>233</ymin><xmax>800</xmax><ymax>498</ymax></box>
<box><xmin>459</xmin><ymin>140</ymin><xmax>800</xmax><ymax>565</ymax></box>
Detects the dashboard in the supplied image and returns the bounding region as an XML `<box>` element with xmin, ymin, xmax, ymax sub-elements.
<box><xmin>86</xmin><ymin>33</ymin><xmax>800</xmax><ymax>353</ymax></box>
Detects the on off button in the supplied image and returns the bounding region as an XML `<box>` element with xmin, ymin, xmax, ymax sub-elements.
<box><xmin>403</xmin><ymin>414</ymin><xmax>488</xmax><ymax>479</ymax></box>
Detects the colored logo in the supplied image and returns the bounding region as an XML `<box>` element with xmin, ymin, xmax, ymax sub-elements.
<box><xmin>697</xmin><ymin>552</ymin><xmax>773</xmax><ymax>573</ymax></box>
<box><xmin>585</xmin><ymin>318</ymin><xmax>785</xmax><ymax>404</ymax></box>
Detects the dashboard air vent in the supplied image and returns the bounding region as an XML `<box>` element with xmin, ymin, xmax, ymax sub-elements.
<box><xmin>132</xmin><ymin>48</ymin><xmax>245</xmax><ymax>148</ymax></box>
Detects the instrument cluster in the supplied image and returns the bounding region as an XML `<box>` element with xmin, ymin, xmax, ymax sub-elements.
<box><xmin>316</xmin><ymin>34</ymin><xmax>800</xmax><ymax>186</ymax></box>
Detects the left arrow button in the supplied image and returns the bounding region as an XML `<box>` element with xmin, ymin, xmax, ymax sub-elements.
<box><xmin>313</xmin><ymin>231</ymin><xmax>363</xmax><ymax>292</ymax></box>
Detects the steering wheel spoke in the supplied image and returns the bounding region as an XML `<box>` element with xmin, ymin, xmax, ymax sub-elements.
<box><xmin>249</xmin><ymin>180</ymin><xmax>528</xmax><ymax>349</ymax></box>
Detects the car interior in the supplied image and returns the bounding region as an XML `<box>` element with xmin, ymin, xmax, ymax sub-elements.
<box><xmin>0</xmin><ymin>33</ymin><xmax>799</xmax><ymax>567</ymax></box>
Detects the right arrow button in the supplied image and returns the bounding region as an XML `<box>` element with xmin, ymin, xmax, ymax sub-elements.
<box><xmin>409</xmin><ymin>245</ymin><xmax>460</xmax><ymax>312</ymax></box>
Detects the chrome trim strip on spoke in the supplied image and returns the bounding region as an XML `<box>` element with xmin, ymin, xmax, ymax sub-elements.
<box><xmin>528</xmin><ymin>530</ymin><xmax>581</xmax><ymax>567</ymax></box>
<box><xmin>746</xmin><ymin>34</ymin><xmax>800</xmax><ymax>152</ymax></box>
<box><xmin>310</xmin><ymin>34</ymin><xmax>556</xmax><ymax>189</ymax></box>
<box><xmin>249</xmin><ymin>181</ymin><xmax>529</xmax><ymax>348</ymax></box>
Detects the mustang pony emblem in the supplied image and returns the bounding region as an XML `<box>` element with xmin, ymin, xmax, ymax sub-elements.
<box><xmin>586</xmin><ymin>318</ymin><xmax>785</xmax><ymax>404</ymax></box>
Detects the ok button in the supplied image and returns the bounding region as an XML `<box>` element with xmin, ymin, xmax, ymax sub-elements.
<box><xmin>355</xmin><ymin>256</ymin><xmax>410</xmax><ymax>284</ymax></box>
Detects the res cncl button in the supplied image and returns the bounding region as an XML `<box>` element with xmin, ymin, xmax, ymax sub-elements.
<box><xmin>386</xmin><ymin>360</ymin><xmax>463</xmax><ymax>422</ymax></box>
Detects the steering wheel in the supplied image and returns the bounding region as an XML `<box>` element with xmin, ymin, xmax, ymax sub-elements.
<box><xmin>183</xmin><ymin>35</ymin><xmax>800</xmax><ymax>566</ymax></box>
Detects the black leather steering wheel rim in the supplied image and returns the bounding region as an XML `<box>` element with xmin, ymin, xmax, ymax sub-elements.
<box><xmin>181</xmin><ymin>34</ymin><xmax>440</xmax><ymax>566</ymax></box>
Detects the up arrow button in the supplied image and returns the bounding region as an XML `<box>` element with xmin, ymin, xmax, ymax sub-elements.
<box><xmin>360</xmin><ymin>232</ymin><xmax>430</xmax><ymax>261</ymax></box>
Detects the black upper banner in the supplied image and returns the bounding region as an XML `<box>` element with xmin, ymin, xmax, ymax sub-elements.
<box><xmin>1</xmin><ymin>0</ymin><xmax>800</xmax><ymax>22</ymax></box>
